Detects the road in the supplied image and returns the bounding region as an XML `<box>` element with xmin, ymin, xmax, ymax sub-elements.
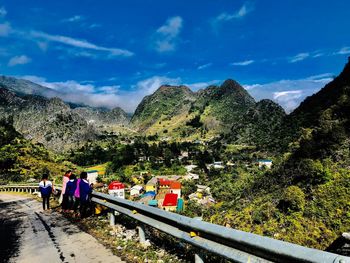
<box><xmin>0</xmin><ymin>193</ymin><xmax>124</xmax><ymax>263</ymax></box>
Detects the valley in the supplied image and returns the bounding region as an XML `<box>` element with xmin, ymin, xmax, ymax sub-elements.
<box><xmin>1</xmin><ymin>59</ymin><xmax>350</xmax><ymax>252</ymax></box>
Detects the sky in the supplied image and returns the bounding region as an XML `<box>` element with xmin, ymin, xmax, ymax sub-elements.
<box><xmin>0</xmin><ymin>0</ymin><xmax>349</xmax><ymax>113</ymax></box>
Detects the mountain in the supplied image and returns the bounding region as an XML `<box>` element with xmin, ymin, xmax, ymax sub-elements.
<box><xmin>0</xmin><ymin>75</ymin><xmax>131</xmax><ymax>150</ymax></box>
<box><xmin>131</xmin><ymin>79</ymin><xmax>286</xmax><ymax>144</ymax></box>
<box><xmin>229</xmin><ymin>99</ymin><xmax>286</xmax><ymax>149</ymax></box>
<box><xmin>267</xmin><ymin>58</ymin><xmax>350</xmax><ymax>153</ymax></box>
<box><xmin>0</xmin><ymin>88</ymin><xmax>97</xmax><ymax>152</ymax></box>
<box><xmin>284</xmin><ymin>58</ymin><xmax>350</xmax><ymax>160</ymax></box>
<box><xmin>73</xmin><ymin>106</ymin><xmax>129</xmax><ymax>126</ymax></box>
<box><xmin>131</xmin><ymin>85</ymin><xmax>196</xmax><ymax>131</ymax></box>
<box><xmin>190</xmin><ymin>79</ymin><xmax>256</xmax><ymax>133</ymax></box>
<box><xmin>0</xmin><ymin>75</ymin><xmax>62</xmax><ymax>98</ymax></box>
<box><xmin>197</xmin><ymin>60</ymin><xmax>350</xmax><ymax>251</ymax></box>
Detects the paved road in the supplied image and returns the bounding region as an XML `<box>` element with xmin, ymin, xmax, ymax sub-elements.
<box><xmin>0</xmin><ymin>193</ymin><xmax>124</xmax><ymax>263</ymax></box>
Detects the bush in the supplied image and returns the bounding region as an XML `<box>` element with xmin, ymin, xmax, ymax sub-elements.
<box><xmin>278</xmin><ymin>186</ymin><xmax>305</xmax><ymax>213</ymax></box>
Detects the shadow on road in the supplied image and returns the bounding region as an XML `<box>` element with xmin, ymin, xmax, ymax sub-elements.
<box><xmin>0</xmin><ymin>199</ymin><xmax>27</xmax><ymax>263</ymax></box>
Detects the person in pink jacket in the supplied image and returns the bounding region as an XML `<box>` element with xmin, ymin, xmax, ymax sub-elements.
<box><xmin>60</xmin><ymin>170</ymin><xmax>71</xmax><ymax>211</ymax></box>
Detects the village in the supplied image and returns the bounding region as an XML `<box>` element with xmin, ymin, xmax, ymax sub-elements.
<box><xmin>86</xmin><ymin>153</ymin><xmax>273</xmax><ymax>213</ymax></box>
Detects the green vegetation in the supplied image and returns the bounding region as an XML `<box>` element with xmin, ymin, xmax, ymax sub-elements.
<box><xmin>0</xmin><ymin>118</ymin><xmax>73</xmax><ymax>182</ymax></box>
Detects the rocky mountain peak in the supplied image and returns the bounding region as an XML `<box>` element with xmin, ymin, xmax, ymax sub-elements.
<box><xmin>156</xmin><ymin>85</ymin><xmax>194</xmax><ymax>96</ymax></box>
<box><xmin>338</xmin><ymin>57</ymin><xmax>350</xmax><ymax>82</ymax></box>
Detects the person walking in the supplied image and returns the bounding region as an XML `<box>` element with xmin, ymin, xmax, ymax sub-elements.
<box><xmin>60</xmin><ymin>170</ymin><xmax>72</xmax><ymax>211</ymax></box>
<box><xmin>65</xmin><ymin>174</ymin><xmax>77</xmax><ymax>212</ymax></box>
<box><xmin>73</xmin><ymin>173</ymin><xmax>82</xmax><ymax>215</ymax></box>
<box><xmin>39</xmin><ymin>174</ymin><xmax>53</xmax><ymax>211</ymax></box>
<box><xmin>79</xmin><ymin>172</ymin><xmax>92</xmax><ymax>218</ymax></box>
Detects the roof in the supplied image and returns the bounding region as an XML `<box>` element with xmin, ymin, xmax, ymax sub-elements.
<box><xmin>87</xmin><ymin>170</ymin><xmax>99</xmax><ymax>173</ymax></box>
<box><xmin>142</xmin><ymin>191</ymin><xmax>156</xmax><ymax>197</ymax></box>
<box><xmin>108</xmin><ymin>181</ymin><xmax>125</xmax><ymax>190</ymax></box>
<box><xmin>162</xmin><ymin>193</ymin><xmax>178</xmax><ymax>207</ymax></box>
<box><xmin>159</xmin><ymin>179</ymin><xmax>172</xmax><ymax>186</ymax></box>
<box><xmin>170</xmin><ymin>181</ymin><xmax>181</xmax><ymax>189</ymax></box>
<box><xmin>258</xmin><ymin>159</ymin><xmax>272</xmax><ymax>163</ymax></box>
<box><xmin>131</xmin><ymin>185</ymin><xmax>143</xmax><ymax>191</ymax></box>
<box><xmin>148</xmin><ymin>200</ymin><xmax>158</xmax><ymax>206</ymax></box>
<box><xmin>146</xmin><ymin>177</ymin><xmax>158</xmax><ymax>185</ymax></box>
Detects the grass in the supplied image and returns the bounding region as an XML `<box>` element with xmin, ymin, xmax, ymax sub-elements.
<box><xmin>86</xmin><ymin>163</ymin><xmax>108</xmax><ymax>175</ymax></box>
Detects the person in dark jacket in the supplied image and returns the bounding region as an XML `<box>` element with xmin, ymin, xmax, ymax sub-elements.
<box><xmin>65</xmin><ymin>174</ymin><xmax>77</xmax><ymax>212</ymax></box>
<box><xmin>79</xmin><ymin>172</ymin><xmax>92</xmax><ymax>218</ymax></box>
<box><xmin>39</xmin><ymin>174</ymin><xmax>53</xmax><ymax>211</ymax></box>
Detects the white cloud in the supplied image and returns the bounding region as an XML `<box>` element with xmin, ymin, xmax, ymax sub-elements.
<box><xmin>154</xmin><ymin>16</ymin><xmax>183</xmax><ymax>53</ymax></box>
<box><xmin>244</xmin><ymin>74</ymin><xmax>333</xmax><ymax>112</ymax></box>
<box><xmin>213</xmin><ymin>2</ymin><xmax>253</xmax><ymax>23</ymax></box>
<box><xmin>135</xmin><ymin>75</ymin><xmax>181</xmax><ymax>94</ymax></box>
<box><xmin>0</xmin><ymin>22</ymin><xmax>11</xmax><ymax>36</ymax></box>
<box><xmin>273</xmin><ymin>90</ymin><xmax>303</xmax><ymax>100</ymax></box>
<box><xmin>231</xmin><ymin>59</ymin><xmax>254</xmax><ymax>66</ymax></box>
<box><xmin>30</xmin><ymin>31</ymin><xmax>134</xmax><ymax>57</ymax></box>
<box><xmin>8</xmin><ymin>55</ymin><xmax>31</xmax><ymax>66</ymax></box>
<box><xmin>0</xmin><ymin>6</ymin><xmax>7</xmax><ymax>17</ymax></box>
<box><xmin>62</xmin><ymin>15</ymin><xmax>84</xmax><ymax>23</ymax></box>
<box><xmin>185</xmin><ymin>80</ymin><xmax>221</xmax><ymax>91</ymax></box>
<box><xmin>21</xmin><ymin>75</ymin><xmax>181</xmax><ymax>112</ymax></box>
<box><xmin>337</xmin><ymin>47</ymin><xmax>350</xmax><ymax>55</ymax></box>
<box><xmin>97</xmin><ymin>85</ymin><xmax>120</xmax><ymax>94</ymax></box>
<box><xmin>289</xmin><ymin>52</ymin><xmax>310</xmax><ymax>63</ymax></box>
<box><xmin>197</xmin><ymin>63</ymin><xmax>212</xmax><ymax>70</ymax></box>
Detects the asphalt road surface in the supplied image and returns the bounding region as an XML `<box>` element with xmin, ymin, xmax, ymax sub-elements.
<box><xmin>0</xmin><ymin>193</ymin><xmax>124</xmax><ymax>263</ymax></box>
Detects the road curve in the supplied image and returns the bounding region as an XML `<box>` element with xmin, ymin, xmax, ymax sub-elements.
<box><xmin>0</xmin><ymin>193</ymin><xmax>124</xmax><ymax>263</ymax></box>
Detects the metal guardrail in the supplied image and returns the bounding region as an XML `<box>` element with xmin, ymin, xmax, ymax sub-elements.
<box><xmin>0</xmin><ymin>185</ymin><xmax>39</xmax><ymax>193</ymax></box>
<box><xmin>1</xmin><ymin>185</ymin><xmax>350</xmax><ymax>263</ymax></box>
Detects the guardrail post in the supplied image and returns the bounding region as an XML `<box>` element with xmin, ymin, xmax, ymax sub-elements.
<box><xmin>137</xmin><ymin>225</ymin><xmax>146</xmax><ymax>243</ymax></box>
<box><xmin>109</xmin><ymin>211</ymin><xmax>115</xmax><ymax>226</ymax></box>
<box><xmin>194</xmin><ymin>253</ymin><xmax>204</xmax><ymax>263</ymax></box>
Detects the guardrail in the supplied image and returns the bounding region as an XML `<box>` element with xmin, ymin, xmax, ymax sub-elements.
<box><xmin>1</xmin><ymin>185</ymin><xmax>350</xmax><ymax>263</ymax></box>
<box><xmin>0</xmin><ymin>185</ymin><xmax>39</xmax><ymax>194</ymax></box>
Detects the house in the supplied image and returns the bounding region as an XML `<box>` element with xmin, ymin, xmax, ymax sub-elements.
<box><xmin>196</xmin><ymin>184</ymin><xmax>211</xmax><ymax>194</ymax></box>
<box><xmin>145</xmin><ymin>177</ymin><xmax>158</xmax><ymax>193</ymax></box>
<box><xmin>130</xmin><ymin>185</ymin><xmax>143</xmax><ymax>196</ymax></box>
<box><xmin>212</xmin><ymin>161</ymin><xmax>225</xmax><ymax>169</ymax></box>
<box><xmin>177</xmin><ymin>198</ymin><xmax>184</xmax><ymax>212</ymax></box>
<box><xmin>108</xmin><ymin>181</ymin><xmax>125</xmax><ymax>199</ymax></box>
<box><xmin>226</xmin><ymin>161</ymin><xmax>235</xmax><ymax>166</ymax></box>
<box><xmin>148</xmin><ymin>199</ymin><xmax>158</xmax><ymax>207</ymax></box>
<box><xmin>162</xmin><ymin>193</ymin><xmax>178</xmax><ymax>212</ymax></box>
<box><xmin>185</xmin><ymin>164</ymin><xmax>197</xmax><ymax>173</ymax></box>
<box><xmin>159</xmin><ymin>178</ymin><xmax>172</xmax><ymax>189</ymax></box>
<box><xmin>258</xmin><ymin>159</ymin><xmax>273</xmax><ymax>169</ymax></box>
<box><xmin>183</xmin><ymin>173</ymin><xmax>199</xmax><ymax>181</ymax></box>
<box><xmin>87</xmin><ymin>170</ymin><xmax>99</xmax><ymax>184</ymax></box>
<box><xmin>169</xmin><ymin>181</ymin><xmax>181</xmax><ymax>197</ymax></box>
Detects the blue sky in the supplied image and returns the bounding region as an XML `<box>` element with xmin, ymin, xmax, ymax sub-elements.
<box><xmin>0</xmin><ymin>0</ymin><xmax>349</xmax><ymax>112</ymax></box>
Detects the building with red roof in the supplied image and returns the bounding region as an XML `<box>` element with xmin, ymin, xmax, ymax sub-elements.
<box><xmin>162</xmin><ymin>193</ymin><xmax>178</xmax><ymax>212</ymax></box>
<box><xmin>158</xmin><ymin>179</ymin><xmax>172</xmax><ymax>188</ymax></box>
<box><xmin>170</xmin><ymin>181</ymin><xmax>181</xmax><ymax>197</ymax></box>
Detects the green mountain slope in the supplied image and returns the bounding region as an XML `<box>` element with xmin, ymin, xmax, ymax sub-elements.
<box><xmin>229</xmin><ymin>99</ymin><xmax>286</xmax><ymax>149</ymax></box>
<box><xmin>131</xmin><ymin>79</ymin><xmax>286</xmax><ymax>145</ymax></box>
<box><xmin>0</xmin><ymin>118</ymin><xmax>70</xmax><ymax>182</ymax></box>
<box><xmin>131</xmin><ymin>85</ymin><xmax>196</xmax><ymax>131</ymax></box>
<box><xmin>202</xmin><ymin>59</ymin><xmax>350</xmax><ymax>250</ymax></box>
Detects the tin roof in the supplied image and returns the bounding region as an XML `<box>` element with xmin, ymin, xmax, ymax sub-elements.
<box><xmin>162</xmin><ymin>193</ymin><xmax>178</xmax><ymax>207</ymax></box>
